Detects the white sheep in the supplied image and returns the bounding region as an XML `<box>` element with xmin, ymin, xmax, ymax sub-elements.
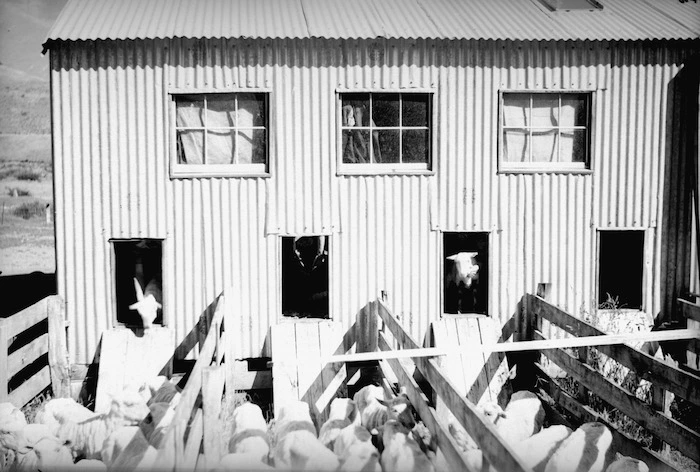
<box><xmin>100</xmin><ymin>426</ymin><xmax>147</xmax><ymax>469</ymax></box>
<box><xmin>57</xmin><ymin>390</ymin><xmax>149</xmax><ymax>460</ymax></box>
<box><xmin>448</xmin><ymin>400</ymin><xmax>505</xmax><ymax>452</ymax></box>
<box><xmin>333</xmin><ymin>424</ymin><xmax>374</xmax><ymax>458</ymax></box>
<box><xmin>338</xmin><ymin>441</ymin><xmax>381</xmax><ymax>472</ymax></box>
<box><xmin>353</xmin><ymin>385</ymin><xmax>389</xmax><ymax>431</ymax></box>
<box><xmin>35</xmin><ymin>398</ymin><xmax>96</xmax><ymax>437</ymax></box>
<box><xmin>213</xmin><ymin>452</ymin><xmax>274</xmax><ymax>471</ymax></box>
<box><xmin>273</xmin><ymin>400</ymin><xmax>317</xmax><ymax>440</ymax></box>
<box><xmin>129</xmin><ymin>277</ymin><xmax>162</xmax><ymax>329</ymax></box>
<box><xmin>1</xmin><ymin>402</ymin><xmax>28</xmax><ymax>462</ymax></box>
<box><xmin>272</xmin><ymin>429</ymin><xmax>340</xmax><ymax>471</ymax></box>
<box><xmin>139</xmin><ymin>402</ymin><xmax>176</xmax><ymax>448</ymax></box>
<box><xmin>71</xmin><ymin>459</ymin><xmax>108</xmax><ymax>471</ymax></box>
<box><xmin>511</xmin><ymin>425</ymin><xmax>573</xmax><ymax>472</ymax></box>
<box><xmin>605</xmin><ymin>456</ymin><xmax>649</xmax><ymax>472</ymax></box>
<box><xmin>318</xmin><ymin>398</ymin><xmax>360</xmax><ymax>449</ymax></box>
<box><xmin>228</xmin><ymin>402</ymin><xmax>270</xmax><ymax>463</ymax></box>
<box><xmin>544</xmin><ymin>422</ymin><xmax>614</xmax><ymax>472</ymax></box>
<box><xmin>495</xmin><ymin>390</ymin><xmax>545</xmax><ymax>445</ymax></box>
<box><xmin>379</xmin><ymin>420</ymin><xmax>435</xmax><ymax>472</ymax></box>
<box><xmin>11</xmin><ymin>424</ymin><xmax>73</xmax><ymax>472</ymax></box>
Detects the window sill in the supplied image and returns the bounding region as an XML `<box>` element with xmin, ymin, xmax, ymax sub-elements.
<box><xmin>338</xmin><ymin>164</ymin><xmax>434</xmax><ymax>176</ymax></box>
<box><xmin>171</xmin><ymin>164</ymin><xmax>270</xmax><ymax>179</ymax></box>
<box><xmin>498</xmin><ymin>166</ymin><xmax>593</xmax><ymax>175</ymax></box>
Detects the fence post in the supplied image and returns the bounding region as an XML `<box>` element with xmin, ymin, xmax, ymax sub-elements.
<box><xmin>650</xmin><ymin>383</ymin><xmax>673</xmax><ymax>452</ymax></box>
<box><xmin>202</xmin><ymin>365</ymin><xmax>226</xmax><ymax>468</ymax></box>
<box><xmin>47</xmin><ymin>296</ymin><xmax>71</xmax><ymax>398</ymax></box>
<box><xmin>0</xmin><ymin>323</ymin><xmax>8</xmax><ymax>402</ymax></box>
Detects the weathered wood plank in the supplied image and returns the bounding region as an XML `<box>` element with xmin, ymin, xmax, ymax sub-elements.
<box><xmin>1</xmin><ymin>298</ymin><xmax>48</xmax><ymax>338</ymax></box>
<box><xmin>462</xmin><ymin>317</ymin><xmax>490</xmax><ymax>403</ymax></box>
<box><xmin>530</xmin><ymin>294</ymin><xmax>700</xmax><ymax>406</ymax></box>
<box><xmin>47</xmin><ymin>296</ymin><xmax>71</xmax><ymax>398</ymax></box>
<box><xmin>317</xmin><ymin>322</ymin><xmax>347</xmax><ymax>419</ymax></box>
<box><xmin>271</xmin><ymin>323</ymin><xmax>299</xmax><ymax>417</ymax></box>
<box><xmin>679</xmin><ymin>298</ymin><xmax>700</xmax><ymax>323</ymax></box>
<box><xmin>202</xmin><ymin>366</ymin><xmax>225</xmax><ymax>464</ymax></box>
<box><xmin>10</xmin><ymin>365</ymin><xmax>51</xmax><ymax>408</ymax></box>
<box><xmin>296</xmin><ymin>322</ymin><xmax>323</xmax><ymax>425</ymax></box>
<box><xmin>379</xmin><ymin>333</ymin><xmax>479</xmax><ymax>472</ymax></box>
<box><xmin>534</xmin><ymin>364</ymin><xmax>680</xmax><ymax>472</ymax></box>
<box><xmin>183</xmin><ymin>409</ymin><xmax>204</xmax><ymax>471</ymax></box>
<box><xmin>0</xmin><ymin>324</ymin><xmax>8</xmax><ymax>402</ymax></box>
<box><xmin>377</xmin><ymin>300</ymin><xmax>530</xmax><ymax>472</ymax></box>
<box><xmin>535</xmin><ymin>331</ymin><xmax>700</xmax><ymax>462</ymax></box>
<box><xmin>8</xmin><ymin>334</ymin><xmax>48</xmax><ymax>378</ymax></box>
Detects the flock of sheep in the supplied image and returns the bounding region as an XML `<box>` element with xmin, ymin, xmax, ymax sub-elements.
<box><xmin>1</xmin><ymin>376</ymin><xmax>652</xmax><ymax>472</ymax></box>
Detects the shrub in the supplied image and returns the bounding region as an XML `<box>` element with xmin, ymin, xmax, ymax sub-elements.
<box><xmin>12</xmin><ymin>201</ymin><xmax>46</xmax><ymax>219</ymax></box>
<box><xmin>15</xmin><ymin>170</ymin><xmax>42</xmax><ymax>181</ymax></box>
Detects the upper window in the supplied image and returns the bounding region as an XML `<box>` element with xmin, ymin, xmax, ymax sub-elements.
<box><xmin>339</xmin><ymin>93</ymin><xmax>432</xmax><ymax>173</ymax></box>
<box><xmin>499</xmin><ymin>92</ymin><xmax>591</xmax><ymax>172</ymax></box>
<box><xmin>172</xmin><ymin>93</ymin><xmax>268</xmax><ymax>177</ymax></box>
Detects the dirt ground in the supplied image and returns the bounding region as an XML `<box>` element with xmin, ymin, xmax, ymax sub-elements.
<box><xmin>0</xmin><ymin>138</ymin><xmax>55</xmax><ymax>276</ymax></box>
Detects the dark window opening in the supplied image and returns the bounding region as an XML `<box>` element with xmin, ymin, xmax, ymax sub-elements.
<box><xmin>282</xmin><ymin>236</ymin><xmax>329</xmax><ymax>318</ymax></box>
<box><xmin>113</xmin><ymin>239</ymin><xmax>163</xmax><ymax>327</ymax></box>
<box><xmin>598</xmin><ymin>231</ymin><xmax>643</xmax><ymax>310</ymax></box>
<box><xmin>444</xmin><ymin>232</ymin><xmax>488</xmax><ymax>315</ymax></box>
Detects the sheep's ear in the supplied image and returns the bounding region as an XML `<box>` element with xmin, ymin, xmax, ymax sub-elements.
<box><xmin>129</xmin><ymin>300</ymin><xmax>143</xmax><ymax>310</ymax></box>
<box><xmin>156</xmin><ymin>301</ymin><xmax>163</xmax><ymax>309</ymax></box>
<box><xmin>446</xmin><ymin>254</ymin><xmax>458</xmax><ymax>261</ymax></box>
<box><xmin>133</xmin><ymin>278</ymin><xmax>145</xmax><ymax>301</ymax></box>
<box><xmin>377</xmin><ymin>398</ymin><xmax>390</xmax><ymax>407</ymax></box>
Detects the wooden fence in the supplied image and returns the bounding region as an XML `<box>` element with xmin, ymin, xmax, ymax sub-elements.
<box><xmin>527</xmin><ymin>294</ymin><xmax>700</xmax><ymax>472</ymax></box>
<box><xmin>0</xmin><ymin>295</ymin><xmax>70</xmax><ymax>406</ymax></box>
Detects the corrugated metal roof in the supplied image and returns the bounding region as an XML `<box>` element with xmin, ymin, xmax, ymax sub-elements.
<box><xmin>44</xmin><ymin>0</ymin><xmax>700</xmax><ymax>46</ymax></box>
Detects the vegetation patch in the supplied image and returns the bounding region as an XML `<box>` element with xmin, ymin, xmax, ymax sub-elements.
<box><xmin>6</xmin><ymin>187</ymin><xmax>31</xmax><ymax>197</ymax></box>
<box><xmin>15</xmin><ymin>170</ymin><xmax>42</xmax><ymax>181</ymax></box>
<box><xmin>12</xmin><ymin>201</ymin><xmax>47</xmax><ymax>219</ymax></box>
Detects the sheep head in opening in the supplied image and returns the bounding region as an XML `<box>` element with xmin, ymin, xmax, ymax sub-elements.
<box><xmin>129</xmin><ymin>277</ymin><xmax>162</xmax><ymax>329</ymax></box>
<box><xmin>377</xmin><ymin>393</ymin><xmax>417</xmax><ymax>430</ymax></box>
<box><xmin>445</xmin><ymin>251</ymin><xmax>480</xmax><ymax>313</ymax></box>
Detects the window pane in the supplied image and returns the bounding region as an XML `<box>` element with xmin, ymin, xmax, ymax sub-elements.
<box><xmin>207</xmin><ymin>130</ymin><xmax>235</xmax><ymax>164</ymax></box>
<box><xmin>373</xmin><ymin>93</ymin><xmax>399</xmax><ymax>127</ymax></box>
<box><xmin>342</xmin><ymin>129</ymin><xmax>371</xmax><ymax>163</ymax></box>
<box><xmin>531</xmin><ymin>130</ymin><xmax>558</xmax><ymax>162</ymax></box>
<box><xmin>503</xmin><ymin>94</ymin><xmax>529</xmax><ymax>127</ymax></box>
<box><xmin>177</xmin><ymin>130</ymin><xmax>204</xmax><ymax>164</ymax></box>
<box><xmin>503</xmin><ymin>129</ymin><xmax>529</xmax><ymax>162</ymax></box>
<box><xmin>402</xmin><ymin>129</ymin><xmax>429</xmax><ymax>163</ymax></box>
<box><xmin>238</xmin><ymin>129</ymin><xmax>267</xmax><ymax>164</ymax></box>
<box><xmin>402</xmin><ymin>95</ymin><xmax>429</xmax><ymax>127</ymax></box>
<box><xmin>531</xmin><ymin>95</ymin><xmax>558</xmax><ymax>127</ymax></box>
<box><xmin>561</xmin><ymin>95</ymin><xmax>587</xmax><ymax>127</ymax></box>
<box><xmin>176</xmin><ymin>96</ymin><xmax>204</xmax><ymax>128</ymax></box>
<box><xmin>560</xmin><ymin>129</ymin><xmax>587</xmax><ymax>162</ymax></box>
<box><xmin>206</xmin><ymin>96</ymin><xmax>236</xmax><ymax>128</ymax></box>
<box><xmin>238</xmin><ymin>93</ymin><xmax>266</xmax><ymax>127</ymax></box>
<box><xmin>376</xmin><ymin>130</ymin><xmax>399</xmax><ymax>163</ymax></box>
<box><xmin>342</xmin><ymin>94</ymin><xmax>370</xmax><ymax>127</ymax></box>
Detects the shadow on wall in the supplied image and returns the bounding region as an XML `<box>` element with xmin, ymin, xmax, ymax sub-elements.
<box><xmin>0</xmin><ymin>271</ymin><xmax>56</xmax><ymax>318</ymax></box>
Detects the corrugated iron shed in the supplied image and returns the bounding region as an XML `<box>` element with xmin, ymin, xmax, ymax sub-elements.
<box><xmin>44</xmin><ymin>0</ymin><xmax>700</xmax><ymax>46</ymax></box>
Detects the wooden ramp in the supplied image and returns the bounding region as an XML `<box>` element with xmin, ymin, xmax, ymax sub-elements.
<box><xmin>431</xmin><ymin>315</ymin><xmax>512</xmax><ymax>408</ymax></box>
<box><xmin>270</xmin><ymin>320</ymin><xmax>350</xmax><ymax>426</ymax></box>
<box><xmin>95</xmin><ymin>327</ymin><xmax>174</xmax><ymax>413</ymax></box>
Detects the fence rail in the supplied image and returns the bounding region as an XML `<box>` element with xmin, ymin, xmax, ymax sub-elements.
<box><xmin>0</xmin><ymin>295</ymin><xmax>69</xmax><ymax>407</ymax></box>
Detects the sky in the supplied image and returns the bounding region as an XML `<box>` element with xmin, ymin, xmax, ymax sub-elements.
<box><xmin>0</xmin><ymin>0</ymin><xmax>68</xmax><ymax>80</ymax></box>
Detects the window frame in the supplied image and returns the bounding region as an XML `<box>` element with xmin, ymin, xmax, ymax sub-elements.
<box><xmin>169</xmin><ymin>89</ymin><xmax>272</xmax><ymax>178</ymax></box>
<box><xmin>498</xmin><ymin>89</ymin><xmax>595</xmax><ymax>174</ymax></box>
<box><xmin>336</xmin><ymin>89</ymin><xmax>436</xmax><ymax>176</ymax></box>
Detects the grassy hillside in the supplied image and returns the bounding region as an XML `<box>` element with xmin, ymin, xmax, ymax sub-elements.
<box><xmin>0</xmin><ymin>66</ymin><xmax>50</xmax><ymax>135</ymax></box>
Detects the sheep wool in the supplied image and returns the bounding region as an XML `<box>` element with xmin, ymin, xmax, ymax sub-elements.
<box><xmin>605</xmin><ymin>457</ymin><xmax>649</xmax><ymax>472</ymax></box>
<box><xmin>272</xmin><ymin>430</ymin><xmax>340</xmax><ymax>471</ymax></box>
<box><xmin>544</xmin><ymin>422</ymin><xmax>615</xmax><ymax>472</ymax></box>
<box><xmin>495</xmin><ymin>390</ymin><xmax>545</xmax><ymax>446</ymax></box>
<box><xmin>333</xmin><ymin>424</ymin><xmax>373</xmax><ymax>459</ymax></box>
<box><xmin>339</xmin><ymin>441</ymin><xmax>382</xmax><ymax>472</ymax></box>
<box><xmin>380</xmin><ymin>420</ymin><xmax>435</xmax><ymax>472</ymax></box>
<box><xmin>511</xmin><ymin>425</ymin><xmax>573</xmax><ymax>472</ymax></box>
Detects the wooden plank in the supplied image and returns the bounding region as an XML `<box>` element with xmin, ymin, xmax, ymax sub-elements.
<box><xmin>678</xmin><ymin>298</ymin><xmax>700</xmax><ymax>323</ymax></box>
<box><xmin>9</xmin><ymin>365</ymin><xmax>51</xmax><ymax>407</ymax></box>
<box><xmin>461</xmin><ymin>318</ymin><xmax>490</xmax><ymax>404</ymax></box>
<box><xmin>478</xmin><ymin>317</ymin><xmax>512</xmax><ymax>407</ymax></box>
<box><xmin>376</xmin><ymin>300</ymin><xmax>530</xmax><ymax>472</ymax></box>
<box><xmin>316</xmin><ymin>322</ymin><xmax>347</xmax><ymax>420</ymax></box>
<box><xmin>95</xmin><ymin>328</ymin><xmax>175</xmax><ymax>413</ymax></box>
<box><xmin>183</xmin><ymin>409</ymin><xmax>204</xmax><ymax>472</ymax></box>
<box><xmin>0</xmin><ymin>324</ymin><xmax>8</xmax><ymax>402</ymax></box>
<box><xmin>2</xmin><ymin>298</ymin><xmax>48</xmax><ymax>338</ymax></box>
<box><xmin>379</xmin><ymin>333</ymin><xmax>479</xmax><ymax>472</ymax></box>
<box><xmin>529</xmin><ymin>294</ymin><xmax>700</xmax><ymax>406</ymax></box>
<box><xmin>534</xmin><ymin>364</ymin><xmax>680</xmax><ymax>472</ymax></box>
<box><xmin>47</xmin><ymin>296</ymin><xmax>71</xmax><ymax>398</ymax></box>
<box><xmin>224</xmin><ymin>291</ymin><xmax>237</xmax><ymax>395</ymax></box>
<box><xmin>535</xmin><ymin>331</ymin><xmax>700</xmax><ymax>462</ymax></box>
<box><xmin>271</xmin><ymin>323</ymin><xmax>299</xmax><ymax>417</ymax></box>
<box><xmin>202</xmin><ymin>365</ymin><xmax>225</xmax><ymax>464</ymax></box>
<box><xmin>650</xmin><ymin>383</ymin><xmax>672</xmax><ymax>452</ymax></box>
<box><xmin>296</xmin><ymin>322</ymin><xmax>323</xmax><ymax>425</ymax></box>
<box><xmin>8</xmin><ymin>334</ymin><xmax>48</xmax><ymax>378</ymax></box>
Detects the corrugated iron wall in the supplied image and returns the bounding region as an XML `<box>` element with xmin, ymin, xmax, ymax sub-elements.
<box><xmin>51</xmin><ymin>38</ymin><xmax>697</xmax><ymax>364</ymax></box>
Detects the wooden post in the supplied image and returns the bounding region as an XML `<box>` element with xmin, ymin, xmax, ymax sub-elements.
<box><xmin>202</xmin><ymin>365</ymin><xmax>226</xmax><ymax>466</ymax></box>
<box><xmin>356</xmin><ymin>302</ymin><xmax>378</xmax><ymax>353</ymax></box>
<box><xmin>0</xmin><ymin>323</ymin><xmax>8</xmax><ymax>402</ymax></box>
<box><xmin>47</xmin><ymin>296</ymin><xmax>71</xmax><ymax>398</ymax></box>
